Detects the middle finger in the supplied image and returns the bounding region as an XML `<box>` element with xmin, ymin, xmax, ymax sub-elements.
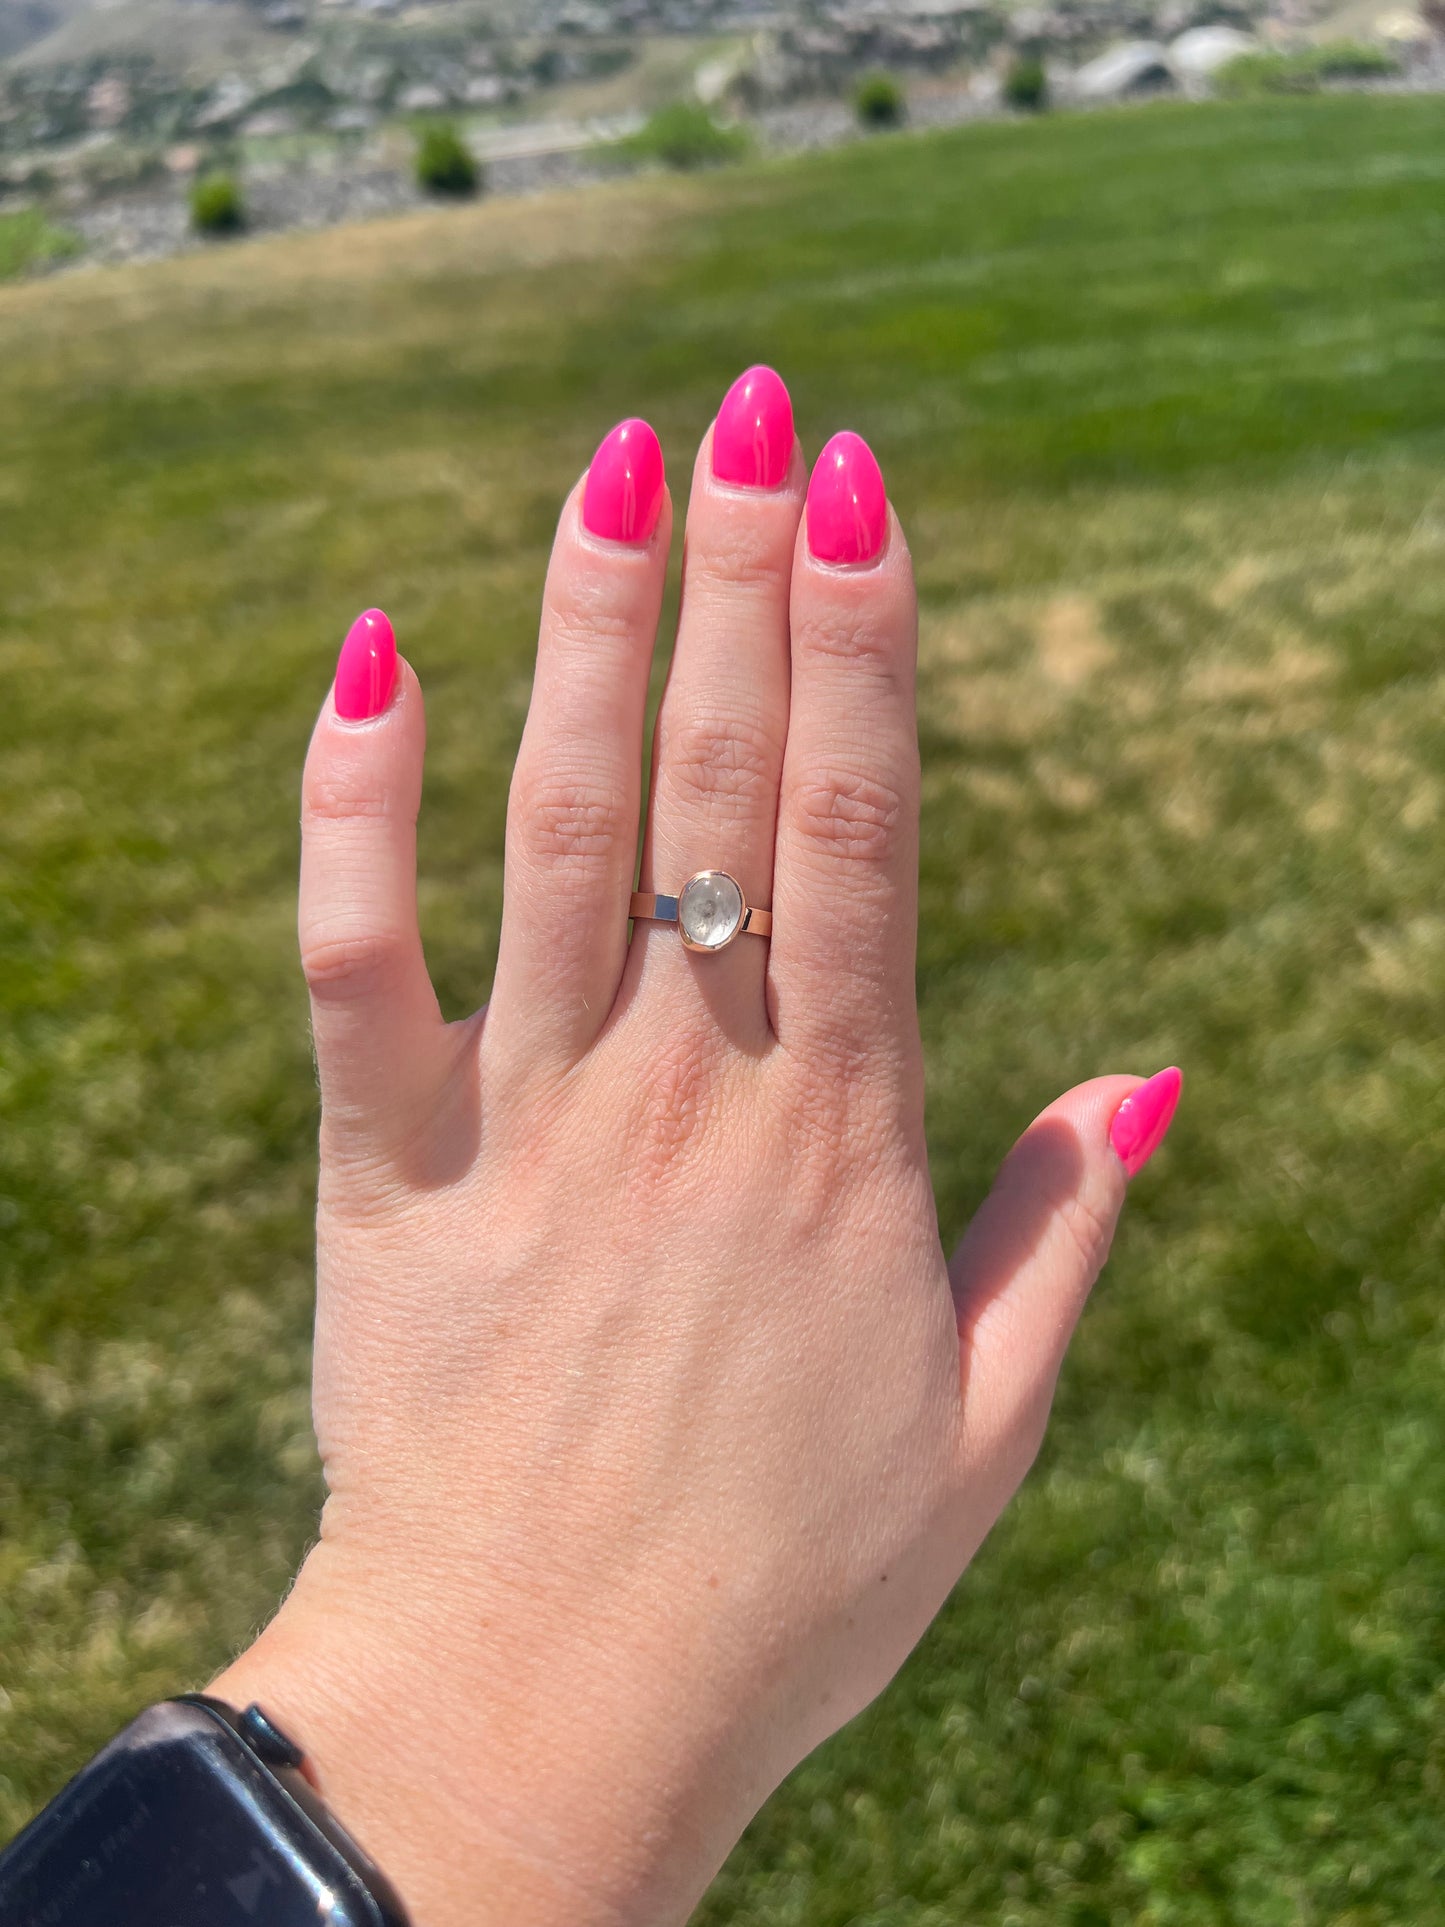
<box><xmin>635</xmin><ymin>366</ymin><xmax>802</xmax><ymax>1041</ymax></box>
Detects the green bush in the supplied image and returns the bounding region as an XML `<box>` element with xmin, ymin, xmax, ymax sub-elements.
<box><xmin>1311</xmin><ymin>38</ymin><xmax>1399</xmax><ymax>78</ymax></box>
<box><xmin>1217</xmin><ymin>40</ymin><xmax>1398</xmax><ymax>96</ymax></box>
<box><xmin>618</xmin><ymin>101</ymin><xmax>750</xmax><ymax>172</ymax></box>
<box><xmin>0</xmin><ymin>208</ymin><xmax>80</xmax><ymax>280</ymax></box>
<box><xmin>1216</xmin><ymin>52</ymin><xmax>1314</xmax><ymax>95</ymax></box>
<box><xmin>1004</xmin><ymin>55</ymin><xmax>1049</xmax><ymax>112</ymax></box>
<box><xmin>854</xmin><ymin>72</ymin><xmax>906</xmax><ymax>129</ymax></box>
<box><xmin>415</xmin><ymin>124</ymin><xmax>481</xmax><ymax>198</ymax></box>
<box><xmin>189</xmin><ymin>173</ymin><xmax>245</xmax><ymax>236</ymax></box>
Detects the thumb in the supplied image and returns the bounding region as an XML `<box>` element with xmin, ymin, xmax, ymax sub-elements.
<box><xmin>949</xmin><ymin>1068</ymin><xmax>1182</xmax><ymax>1485</ymax></box>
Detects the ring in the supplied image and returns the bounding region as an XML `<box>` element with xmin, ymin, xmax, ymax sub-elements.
<box><xmin>630</xmin><ymin>870</ymin><xmax>772</xmax><ymax>953</ymax></box>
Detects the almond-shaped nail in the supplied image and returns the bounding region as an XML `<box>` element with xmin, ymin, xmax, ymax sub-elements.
<box><xmin>1109</xmin><ymin>1067</ymin><xmax>1182</xmax><ymax>1179</ymax></box>
<box><xmin>334</xmin><ymin>607</ymin><xmax>397</xmax><ymax>721</ymax></box>
<box><xmin>806</xmin><ymin>430</ymin><xmax>886</xmax><ymax>565</ymax></box>
<box><xmin>582</xmin><ymin>417</ymin><xmax>665</xmax><ymax>545</ymax></box>
<box><xmin>713</xmin><ymin>365</ymin><xmax>794</xmax><ymax>490</ymax></box>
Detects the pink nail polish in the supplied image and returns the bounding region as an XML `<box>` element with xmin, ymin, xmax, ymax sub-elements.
<box><xmin>712</xmin><ymin>365</ymin><xmax>794</xmax><ymax>490</ymax></box>
<box><xmin>806</xmin><ymin>431</ymin><xmax>887</xmax><ymax>565</ymax></box>
<box><xmin>1109</xmin><ymin>1067</ymin><xmax>1183</xmax><ymax>1179</ymax></box>
<box><xmin>334</xmin><ymin>608</ymin><xmax>397</xmax><ymax>721</ymax></box>
<box><xmin>582</xmin><ymin>418</ymin><xmax>665</xmax><ymax>545</ymax></box>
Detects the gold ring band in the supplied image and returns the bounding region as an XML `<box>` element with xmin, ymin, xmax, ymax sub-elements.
<box><xmin>630</xmin><ymin>870</ymin><xmax>771</xmax><ymax>953</ymax></box>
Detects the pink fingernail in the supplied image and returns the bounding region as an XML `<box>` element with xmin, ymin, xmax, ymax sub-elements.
<box><xmin>712</xmin><ymin>365</ymin><xmax>794</xmax><ymax>490</ymax></box>
<box><xmin>582</xmin><ymin>418</ymin><xmax>665</xmax><ymax>545</ymax></box>
<box><xmin>806</xmin><ymin>431</ymin><xmax>887</xmax><ymax>565</ymax></box>
<box><xmin>334</xmin><ymin>608</ymin><xmax>397</xmax><ymax>721</ymax></box>
<box><xmin>1109</xmin><ymin>1067</ymin><xmax>1183</xmax><ymax>1179</ymax></box>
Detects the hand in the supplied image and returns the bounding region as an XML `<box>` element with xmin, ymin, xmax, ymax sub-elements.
<box><xmin>212</xmin><ymin>369</ymin><xmax>1180</xmax><ymax>1927</ymax></box>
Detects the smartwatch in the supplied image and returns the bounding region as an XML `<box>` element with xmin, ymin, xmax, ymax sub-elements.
<box><xmin>0</xmin><ymin>1695</ymin><xmax>409</xmax><ymax>1925</ymax></box>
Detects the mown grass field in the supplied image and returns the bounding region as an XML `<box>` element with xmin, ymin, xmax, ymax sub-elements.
<box><xmin>3</xmin><ymin>94</ymin><xmax>1445</xmax><ymax>1923</ymax></box>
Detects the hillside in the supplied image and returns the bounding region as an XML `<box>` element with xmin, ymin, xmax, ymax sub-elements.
<box><xmin>0</xmin><ymin>0</ymin><xmax>523</xmax><ymax>68</ymax></box>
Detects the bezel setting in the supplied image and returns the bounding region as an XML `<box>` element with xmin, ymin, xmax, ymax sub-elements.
<box><xmin>676</xmin><ymin>869</ymin><xmax>747</xmax><ymax>952</ymax></box>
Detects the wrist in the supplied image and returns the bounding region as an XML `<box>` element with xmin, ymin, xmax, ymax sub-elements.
<box><xmin>207</xmin><ymin>1540</ymin><xmax>749</xmax><ymax>1927</ymax></box>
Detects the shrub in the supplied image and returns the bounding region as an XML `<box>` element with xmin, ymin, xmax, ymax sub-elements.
<box><xmin>854</xmin><ymin>72</ymin><xmax>905</xmax><ymax>128</ymax></box>
<box><xmin>1310</xmin><ymin>38</ymin><xmax>1399</xmax><ymax>79</ymax></box>
<box><xmin>1216</xmin><ymin>52</ymin><xmax>1313</xmax><ymax>95</ymax></box>
<box><xmin>619</xmin><ymin>101</ymin><xmax>750</xmax><ymax>171</ymax></box>
<box><xmin>1217</xmin><ymin>41</ymin><xmax>1398</xmax><ymax>96</ymax></box>
<box><xmin>1004</xmin><ymin>55</ymin><xmax>1049</xmax><ymax>112</ymax></box>
<box><xmin>0</xmin><ymin>208</ymin><xmax>81</xmax><ymax>280</ymax></box>
<box><xmin>190</xmin><ymin>173</ymin><xmax>245</xmax><ymax>235</ymax></box>
<box><xmin>416</xmin><ymin>124</ymin><xmax>481</xmax><ymax>198</ymax></box>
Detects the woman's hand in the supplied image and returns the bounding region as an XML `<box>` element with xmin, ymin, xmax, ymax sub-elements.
<box><xmin>213</xmin><ymin>369</ymin><xmax>1180</xmax><ymax>1927</ymax></box>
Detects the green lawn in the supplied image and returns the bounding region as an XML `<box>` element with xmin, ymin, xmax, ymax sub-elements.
<box><xmin>3</xmin><ymin>94</ymin><xmax>1445</xmax><ymax>1923</ymax></box>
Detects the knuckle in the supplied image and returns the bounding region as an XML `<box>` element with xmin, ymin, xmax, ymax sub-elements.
<box><xmin>795</xmin><ymin>603</ymin><xmax>907</xmax><ymax>682</ymax></box>
<box><xmin>688</xmin><ymin>523</ymin><xmax>792</xmax><ymax>601</ymax></box>
<box><xmin>304</xmin><ymin>771</ymin><xmax>395</xmax><ymax>826</ymax></box>
<box><xmin>546</xmin><ymin>587</ymin><xmax>647</xmax><ymax>660</ymax></box>
<box><xmin>776</xmin><ymin>1056</ymin><xmax>889</xmax><ymax>1215</ymax></box>
<box><xmin>1055</xmin><ymin>1186</ymin><xmax>1117</xmax><ymax>1291</ymax></box>
<box><xmin>301</xmin><ymin>926</ymin><xmax>410</xmax><ymax>1003</ymax></box>
<box><xmin>661</xmin><ymin>710</ymin><xmax>783</xmax><ymax>814</ymax></box>
<box><xmin>510</xmin><ymin>764</ymin><xmax>628</xmax><ymax>872</ymax></box>
<box><xmin>786</xmin><ymin>765</ymin><xmax>905</xmax><ymax>866</ymax></box>
<box><xmin>624</xmin><ymin>1021</ymin><xmax>726</xmax><ymax>1196</ymax></box>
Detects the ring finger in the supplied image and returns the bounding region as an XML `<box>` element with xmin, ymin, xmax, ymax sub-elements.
<box><xmin>635</xmin><ymin>366</ymin><xmax>802</xmax><ymax>1040</ymax></box>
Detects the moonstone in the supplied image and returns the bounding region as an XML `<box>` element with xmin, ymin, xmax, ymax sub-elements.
<box><xmin>678</xmin><ymin>871</ymin><xmax>743</xmax><ymax>949</ymax></box>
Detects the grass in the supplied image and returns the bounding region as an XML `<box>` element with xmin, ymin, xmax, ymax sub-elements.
<box><xmin>614</xmin><ymin>99</ymin><xmax>752</xmax><ymax>171</ymax></box>
<box><xmin>2</xmin><ymin>92</ymin><xmax>1445</xmax><ymax>1922</ymax></box>
<box><xmin>1217</xmin><ymin>40</ymin><xmax>1400</xmax><ymax>96</ymax></box>
<box><xmin>0</xmin><ymin>208</ymin><xmax>80</xmax><ymax>279</ymax></box>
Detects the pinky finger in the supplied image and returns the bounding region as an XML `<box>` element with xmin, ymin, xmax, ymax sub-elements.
<box><xmin>299</xmin><ymin>611</ymin><xmax>449</xmax><ymax>1163</ymax></box>
<box><xmin>949</xmin><ymin>1070</ymin><xmax>1182</xmax><ymax>1492</ymax></box>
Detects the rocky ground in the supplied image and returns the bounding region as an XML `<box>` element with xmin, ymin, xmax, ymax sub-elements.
<box><xmin>67</xmin><ymin>148</ymin><xmax>619</xmax><ymax>267</ymax></box>
<box><xmin>55</xmin><ymin>82</ymin><xmax>1015</xmax><ymax>272</ymax></box>
<box><xmin>48</xmin><ymin>54</ymin><xmax>1445</xmax><ymax>274</ymax></box>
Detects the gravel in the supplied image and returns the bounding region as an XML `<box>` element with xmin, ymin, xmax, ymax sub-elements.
<box><xmin>61</xmin><ymin>145</ymin><xmax>625</xmax><ymax>271</ymax></box>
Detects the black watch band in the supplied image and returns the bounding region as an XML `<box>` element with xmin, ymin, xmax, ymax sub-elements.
<box><xmin>0</xmin><ymin>1695</ymin><xmax>410</xmax><ymax>1926</ymax></box>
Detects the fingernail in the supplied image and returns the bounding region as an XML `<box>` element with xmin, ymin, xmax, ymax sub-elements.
<box><xmin>712</xmin><ymin>365</ymin><xmax>794</xmax><ymax>490</ymax></box>
<box><xmin>806</xmin><ymin>430</ymin><xmax>887</xmax><ymax>565</ymax></box>
<box><xmin>334</xmin><ymin>608</ymin><xmax>397</xmax><ymax>721</ymax></box>
<box><xmin>582</xmin><ymin>418</ymin><xmax>665</xmax><ymax>544</ymax></box>
<box><xmin>1109</xmin><ymin>1067</ymin><xmax>1183</xmax><ymax>1179</ymax></box>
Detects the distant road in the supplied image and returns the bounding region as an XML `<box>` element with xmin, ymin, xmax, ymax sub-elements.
<box><xmin>469</xmin><ymin>114</ymin><xmax>644</xmax><ymax>163</ymax></box>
